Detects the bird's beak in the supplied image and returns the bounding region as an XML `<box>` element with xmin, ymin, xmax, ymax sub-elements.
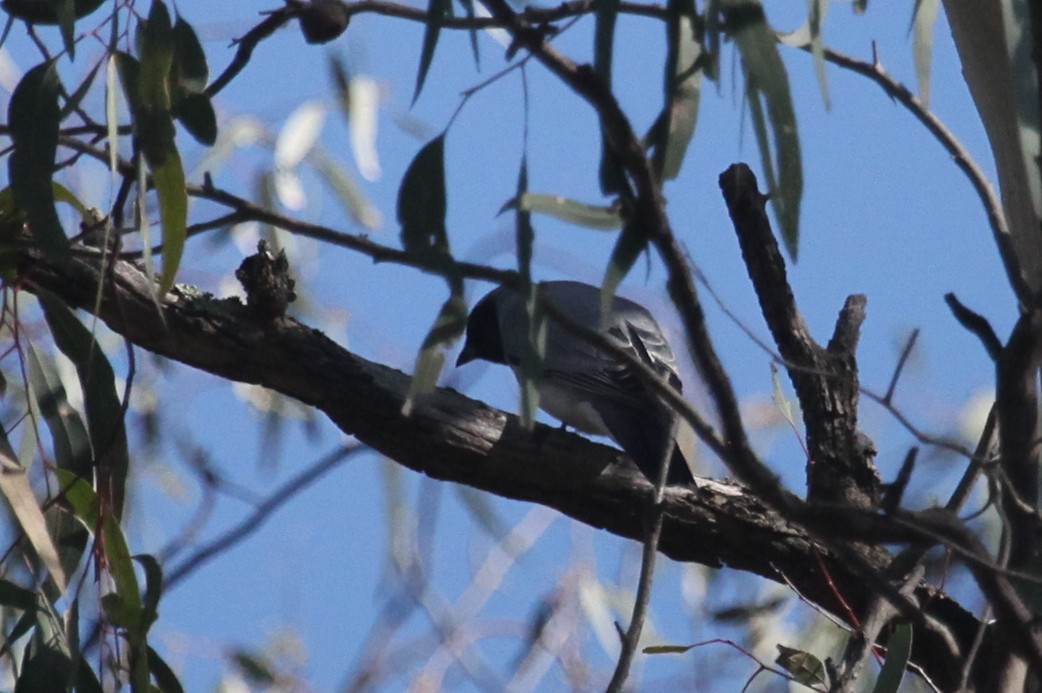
<box><xmin>456</xmin><ymin>341</ymin><xmax>476</xmax><ymax>367</ymax></box>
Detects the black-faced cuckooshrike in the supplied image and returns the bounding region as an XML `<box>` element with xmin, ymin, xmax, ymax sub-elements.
<box><xmin>457</xmin><ymin>280</ymin><xmax>695</xmax><ymax>486</ymax></box>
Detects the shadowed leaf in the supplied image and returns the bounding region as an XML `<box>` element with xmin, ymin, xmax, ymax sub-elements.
<box><xmin>8</xmin><ymin>60</ymin><xmax>68</xmax><ymax>264</ymax></box>
<box><xmin>37</xmin><ymin>290</ymin><xmax>129</xmax><ymax>519</ymax></box>
<box><xmin>873</xmin><ymin>621</ymin><xmax>912</xmax><ymax>693</ymax></box>
<box><xmin>413</xmin><ymin>0</ymin><xmax>451</xmax><ymax>104</ymax></box>
<box><xmin>403</xmin><ymin>293</ymin><xmax>468</xmax><ymax>415</ymax></box>
<box><xmin>397</xmin><ymin>135</ymin><xmax>448</xmax><ymax>254</ymax></box>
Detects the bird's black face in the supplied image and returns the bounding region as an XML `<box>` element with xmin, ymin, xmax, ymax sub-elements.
<box><xmin>457</xmin><ymin>293</ymin><xmax>507</xmax><ymax>366</ymax></box>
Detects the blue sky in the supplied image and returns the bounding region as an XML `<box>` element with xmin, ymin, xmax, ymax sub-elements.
<box><xmin>0</xmin><ymin>1</ymin><xmax>1017</xmax><ymax>690</ymax></box>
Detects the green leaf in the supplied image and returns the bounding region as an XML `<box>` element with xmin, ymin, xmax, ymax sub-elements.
<box><xmin>775</xmin><ymin>644</ymin><xmax>827</xmax><ymax>687</ymax></box>
<box><xmin>148</xmin><ymin>645</ymin><xmax>184</xmax><ymax>693</ymax></box>
<box><xmin>402</xmin><ymin>293</ymin><xmax>468</xmax><ymax>415</ymax></box>
<box><xmin>769</xmin><ymin>362</ymin><xmax>796</xmax><ymax>429</ymax></box>
<box><xmin>0</xmin><ymin>578</ymin><xmax>39</xmax><ymax>611</ymax></box>
<box><xmin>653</xmin><ymin>0</ymin><xmax>703</xmax><ymax>180</ymax></box>
<box><xmin>728</xmin><ymin>0</ymin><xmax>803</xmax><ymax>258</ymax></box>
<box><xmin>593</xmin><ymin>0</ymin><xmax>626</xmax><ymax>195</ymax></box>
<box><xmin>911</xmin><ymin>0</ymin><xmax>939</xmax><ymax>107</ymax></box>
<box><xmin>16</xmin><ymin>640</ymin><xmax>72</xmax><ymax>693</ymax></box>
<box><xmin>150</xmin><ymin>133</ymin><xmax>188</xmax><ymax>294</ymax></box>
<box><xmin>397</xmin><ymin>135</ymin><xmax>449</xmax><ymax>254</ymax></box>
<box><xmin>413</xmin><ymin>0</ymin><xmax>450</xmax><ymax>104</ymax></box>
<box><xmin>58</xmin><ymin>469</ymin><xmax>140</xmax><ymax>617</ymax></box>
<box><xmin>8</xmin><ymin>60</ymin><xmax>69</xmax><ymax>264</ymax></box>
<box><xmin>601</xmin><ymin>221</ymin><xmax>648</xmax><ymax>322</ymax></box>
<box><xmin>644</xmin><ymin>643</ymin><xmax>696</xmax><ymax>655</ymax></box>
<box><xmin>514</xmin><ymin>193</ymin><xmax>622</xmax><ymax>230</ymax></box>
<box><xmin>134</xmin><ymin>554</ymin><xmax>163</xmax><ymax>626</ymax></box>
<box><xmin>171</xmin><ymin>15</ymin><xmax>208</xmax><ymax>94</ymax></box>
<box><xmin>106</xmin><ymin>54</ymin><xmax>119</xmax><ymax>176</ymax></box>
<box><xmin>26</xmin><ymin>343</ymin><xmax>92</xmax><ymax>479</ymax></box>
<box><xmin>1</xmin><ymin>0</ymin><xmax>106</xmax><ymax>23</ymax></box>
<box><xmin>37</xmin><ymin>290</ymin><xmax>130</xmax><ymax>519</ymax></box>
<box><xmin>873</xmin><ymin>622</ymin><xmax>912</xmax><ymax>693</ymax></box>
<box><xmin>0</xmin><ymin>429</ymin><xmax>68</xmax><ymax>594</ymax></box>
<box><xmin>171</xmin><ymin>92</ymin><xmax>217</xmax><ymax>145</ymax></box>
<box><xmin>514</xmin><ymin>160</ymin><xmax>541</xmax><ymax>428</ymax></box>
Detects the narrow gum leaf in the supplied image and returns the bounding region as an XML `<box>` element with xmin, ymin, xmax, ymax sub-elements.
<box><xmin>872</xmin><ymin>621</ymin><xmax>912</xmax><ymax>693</ymax></box>
<box><xmin>0</xmin><ymin>430</ymin><xmax>68</xmax><ymax>594</ymax></box>
<box><xmin>26</xmin><ymin>343</ymin><xmax>92</xmax><ymax>478</ymax></box>
<box><xmin>402</xmin><ymin>293</ymin><xmax>467</xmax><ymax>415</ymax></box>
<box><xmin>601</xmin><ymin>221</ymin><xmax>648</xmax><ymax>324</ymax></box>
<box><xmin>518</xmin><ymin>193</ymin><xmax>621</xmax><ymax>230</ymax></box>
<box><xmin>912</xmin><ymin>0</ymin><xmax>940</xmax><ymax>107</ymax></box>
<box><xmin>413</xmin><ymin>0</ymin><xmax>450</xmax><ymax>104</ymax></box>
<box><xmin>37</xmin><ymin>290</ymin><xmax>130</xmax><ymax>519</ymax></box>
<box><xmin>656</xmin><ymin>0</ymin><xmax>703</xmax><ymax>180</ymax></box>
<box><xmin>728</xmin><ymin>0</ymin><xmax>803</xmax><ymax>258</ymax></box>
<box><xmin>152</xmin><ymin>143</ymin><xmax>188</xmax><ymax>295</ymax></box>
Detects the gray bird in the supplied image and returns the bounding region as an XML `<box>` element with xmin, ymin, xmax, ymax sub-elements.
<box><xmin>456</xmin><ymin>280</ymin><xmax>695</xmax><ymax>486</ymax></box>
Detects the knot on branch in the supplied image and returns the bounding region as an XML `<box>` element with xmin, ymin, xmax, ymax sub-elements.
<box><xmin>236</xmin><ymin>240</ymin><xmax>297</xmax><ymax>321</ymax></box>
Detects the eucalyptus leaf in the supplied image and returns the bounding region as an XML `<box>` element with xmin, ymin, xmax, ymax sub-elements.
<box><xmin>403</xmin><ymin>293</ymin><xmax>468</xmax><ymax>415</ymax></box>
<box><xmin>413</xmin><ymin>0</ymin><xmax>450</xmax><ymax>104</ymax></box>
<box><xmin>727</xmin><ymin>0</ymin><xmax>803</xmax><ymax>258</ymax></box>
<box><xmin>516</xmin><ymin>193</ymin><xmax>622</xmax><ymax>230</ymax></box>
<box><xmin>397</xmin><ymin>135</ymin><xmax>449</xmax><ymax>254</ymax></box>
<box><xmin>37</xmin><ymin>290</ymin><xmax>130</xmax><ymax>519</ymax></box>
<box><xmin>873</xmin><ymin>622</ymin><xmax>912</xmax><ymax>693</ymax></box>
<box><xmin>8</xmin><ymin>60</ymin><xmax>68</xmax><ymax>264</ymax></box>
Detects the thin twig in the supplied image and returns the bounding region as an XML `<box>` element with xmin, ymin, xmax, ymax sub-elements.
<box><xmin>164</xmin><ymin>443</ymin><xmax>360</xmax><ymax>590</ymax></box>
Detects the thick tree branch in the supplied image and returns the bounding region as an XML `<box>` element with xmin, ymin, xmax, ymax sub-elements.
<box><xmin>13</xmin><ymin>243</ymin><xmax>986</xmax><ymax>691</ymax></box>
<box><xmin>719</xmin><ymin>163</ymin><xmax>880</xmax><ymax>506</ymax></box>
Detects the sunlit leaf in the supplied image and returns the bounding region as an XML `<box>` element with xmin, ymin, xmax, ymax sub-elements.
<box><xmin>8</xmin><ymin>60</ymin><xmax>68</xmax><ymax>263</ymax></box>
<box><xmin>728</xmin><ymin>0</ymin><xmax>802</xmax><ymax>258</ymax></box>
<box><xmin>397</xmin><ymin>134</ymin><xmax>449</xmax><ymax>254</ymax></box>
<box><xmin>348</xmin><ymin>75</ymin><xmax>382</xmax><ymax>182</ymax></box>
<box><xmin>106</xmin><ymin>54</ymin><xmax>121</xmax><ymax>177</ymax></box>
<box><xmin>911</xmin><ymin>0</ymin><xmax>939</xmax><ymax>107</ymax></box>
<box><xmin>275</xmin><ymin>100</ymin><xmax>327</xmax><ymax>170</ymax></box>
<box><xmin>308</xmin><ymin>147</ymin><xmax>383</xmax><ymax>230</ymax></box>
<box><xmin>644</xmin><ymin>643</ymin><xmax>695</xmax><ymax>654</ymax></box>
<box><xmin>413</xmin><ymin>0</ymin><xmax>450</xmax><ymax>104</ymax></box>
<box><xmin>769</xmin><ymin>362</ymin><xmax>796</xmax><ymax>429</ymax></box>
<box><xmin>0</xmin><ymin>429</ymin><xmax>68</xmax><ymax>594</ymax></box>
<box><xmin>56</xmin><ymin>468</ymin><xmax>141</xmax><ymax>616</ymax></box>
<box><xmin>873</xmin><ymin>622</ymin><xmax>912</xmax><ymax>693</ymax></box>
<box><xmin>514</xmin><ymin>193</ymin><xmax>622</xmax><ymax>230</ymax></box>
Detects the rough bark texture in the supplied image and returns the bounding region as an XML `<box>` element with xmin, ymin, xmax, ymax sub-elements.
<box><xmin>15</xmin><ymin>244</ymin><xmax>983</xmax><ymax>691</ymax></box>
